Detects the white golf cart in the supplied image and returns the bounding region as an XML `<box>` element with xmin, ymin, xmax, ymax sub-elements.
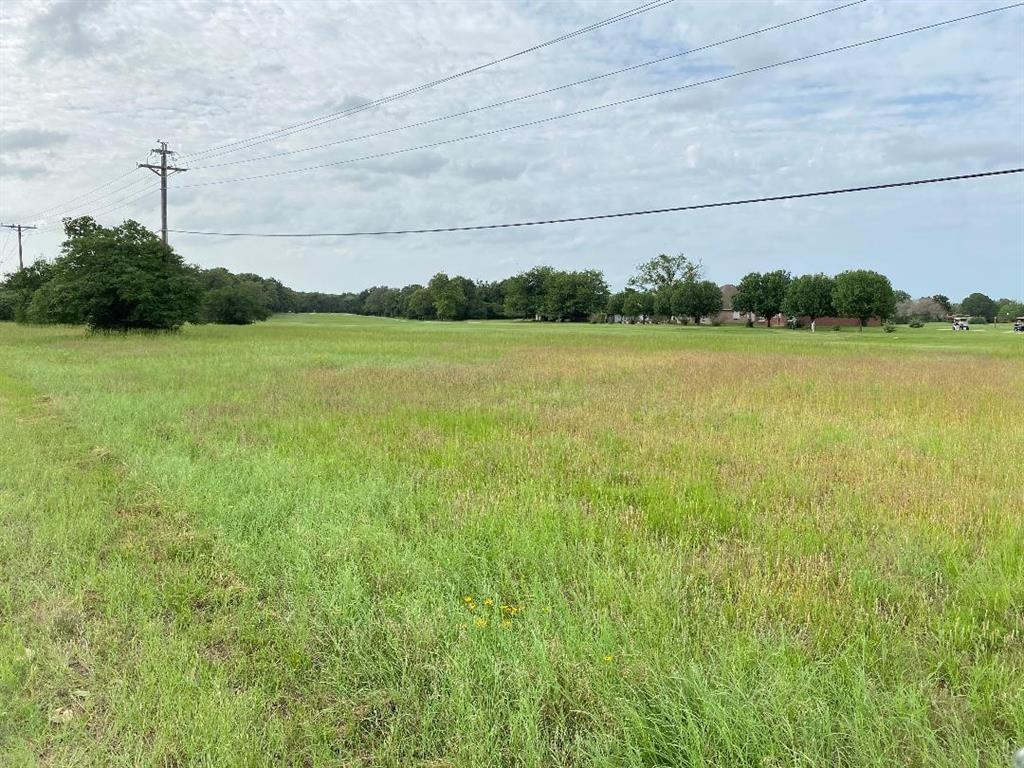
<box><xmin>1014</xmin><ymin>316</ymin><xmax>1024</xmax><ymax>334</ymax></box>
<box><xmin>951</xmin><ymin>315</ymin><xmax>970</xmax><ymax>331</ymax></box>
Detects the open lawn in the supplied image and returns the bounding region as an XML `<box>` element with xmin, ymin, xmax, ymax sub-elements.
<box><xmin>1</xmin><ymin>316</ymin><xmax>1021</xmax><ymax>767</ymax></box>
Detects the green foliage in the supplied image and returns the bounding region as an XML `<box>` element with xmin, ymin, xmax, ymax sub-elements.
<box><xmin>619</xmin><ymin>289</ymin><xmax>653</xmax><ymax>319</ymax></box>
<box><xmin>406</xmin><ymin>287</ymin><xmax>436</xmax><ymax>319</ymax></box>
<box><xmin>883</xmin><ymin>321</ymin><xmax>897</xmax><ymax>333</ymax></box>
<box><xmin>652</xmin><ymin>286</ymin><xmax>675</xmax><ymax>319</ymax></box>
<box><xmin>540</xmin><ymin>270</ymin><xmax>609</xmax><ymax>321</ymax></box>
<box><xmin>782</xmin><ymin>274</ymin><xmax>835</xmax><ymax>321</ymax></box>
<box><xmin>960</xmin><ymin>292</ymin><xmax>997</xmax><ymax>322</ymax></box>
<box><xmin>909</xmin><ymin>319</ymin><xmax>924</xmax><ymax>328</ymax></box>
<box><xmin>672</xmin><ymin>279</ymin><xmax>722</xmax><ymax>324</ymax></box>
<box><xmin>931</xmin><ymin>294</ymin><xmax>952</xmax><ymax>313</ymax></box>
<box><xmin>44</xmin><ymin>217</ymin><xmax>201</xmax><ymax>331</ymax></box>
<box><xmin>626</xmin><ymin>252</ymin><xmax>699</xmax><ymax>292</ymax></box>
<box><xmin>832</xmin><ymin>270</ymin><xmax>897</xmax><ymax>328</ymax></box>
<box><xmin>196</xmin><ymin>268</ymin><xmax>276</xmax><ymax>325</ymax></box>
<box><xmin>429</xmin><ymin>273</ymin><xmax>469</xmax><ymax>320</ymax></box>
<box><xmin>733</xmin><ymin>270</ymin><xmax>791</xmax><ymax>326</ymax></box>
<box><xmin>606</xmin><ymin>291</ymin><xmax>625</xmax><ymax>316</ymax></box>
<box><xmin>503</xmin><ymin>266</ymin><xmax>554</xmax><ymax>319</ymax></box>
<box><xmin>0</xmin><ymin>262</ymin><xmax>58</xmax><ymax>322</ymax></box>
<box><xmin>201</xmin><ymin>283</ymin><xmax>273</xmax><ymax>325</ymax></box>
<box><xmin>994</xmin><ymin>298</ymin><xmax>1024</xmax><ymax>322</ymax></box>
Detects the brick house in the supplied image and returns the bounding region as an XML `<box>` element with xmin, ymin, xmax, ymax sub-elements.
<box><xmin>798</xmin><ymin>316</ymin><xmax>881</xmax><ymax>328</ymax></box>
<box><xmin>712</xmin><ymin>284</ymin><xmax>785</xmax><ymax>325</ymax></box>
<box><xmin>715</xmin><ymin>283</ymin><xmax>881</xmax><ymax>327</ymax></box>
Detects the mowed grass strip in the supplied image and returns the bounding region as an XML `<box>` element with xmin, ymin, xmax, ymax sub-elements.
<box><xmin>1</xmin><ymin>317</ymin><xmax>1022</xmax><ymax>767</ymax></box>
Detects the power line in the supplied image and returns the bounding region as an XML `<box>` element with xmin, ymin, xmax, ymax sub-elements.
<box><xmin>179</xmin><ymin>4</ymin><xmax>1024</xmax><ymax>190</ymax></box>
<box><xmin>180</xmin><ymin>0</ymin><xmax>677</xmax><ymax>161</ymax></box>
<box><xmin>168</xmin><ymin>168</ymin><xmax>1024</xmax><ymax>238</ymax></box>
<box><xmin>28</xmin><ymin>173</ymin><xmax>156</xmax><ymax>224</ymax></box>
<box><xmin>34</xmin><ymin>182</ymin><xmax>163</xmax><ymax>234</ymax></box>
<box><xmin>14</xmin><ymin>167</ymin><xmax>143</xmax><ymax>222</ymax></box>
<box><xmin>192</xmin><ymin>0</ymin><xmax>866</xmax><ymax>171</ymax></box>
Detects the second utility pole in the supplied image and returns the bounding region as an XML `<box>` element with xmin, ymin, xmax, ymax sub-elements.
<box><xmin>139</xmin><ymin>140</ymin><xmax>187</xmax><ymax>245</ymax></box>
<box><xmin>0</xmin><ymin>223</ymin><xmax>38</xmax><ymax>269</ymax></box>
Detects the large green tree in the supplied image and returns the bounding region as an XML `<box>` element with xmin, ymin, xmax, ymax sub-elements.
<box><xmin>672</xmin><ymin>280</ymin><xmax>722</xmax><ymax>325</ymax></box>
<box><xmin>627</xmin><ymin>253</ymin><xmax>699</xmax><ymax>293</ymax></box>
<box><xmin>41</xmin><ymin>217</ymin><xmax>201</xmax><ymax>330</ymax></box>
<box><xmin>406</xmin><ymin>286</ymin><xmax>436</xmax><ymax>319</ymax></box>
<box><xmin>832</xmin><ymin>270</ymin><xmax>897</xmax><ymax>329</ymax></box>
<box><xmin>428</xmin><ymin>273</ymin><xmax>469</xmax><ymax>320</ymax></box>
<box><xmin>0</xmin><ymin>261</ymin><xmax>57</xmax><ymax>322</ymax></box>
<box><xmin>733</xmin><ymin>270</ymin><xmax>791</xmax><ymax>327</ymax></box>
<box><xmin>540</xmin><ymin>270</ymin><xmax>609</xmax><ymax>321</ymax></box>
<box><xmin>503</xmin><ymin>266</ymin><xmax>554</xmax><ymax>319</ymax></box>
<box><xmin>619</xmin><ymin>289</ymin><xmax>653</xmax><ymax>320</ymax></box>
<box><xmin>960</xmin><ymin>292</ymin><xmax>997</xmax><ymax>322</ymax></box>
<box><xmin>782</xmin><ymin>273</ymin><xmax>835</xmax><ymax>330</ymax></box>
<box><xmin>994</xmin><ymin>298</ymin><xmax>1024</xmax><ymax>323</ymax></box>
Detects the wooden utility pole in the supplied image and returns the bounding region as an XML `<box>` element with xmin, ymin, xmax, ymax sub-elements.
<box><xmin>0</xmin><ymin>223</ymin><xmax>38</xmax><ymax>269</ymax></box>
<box><xmin>138</xmin><ymin>141</ymin><xmax>187</xmax><ymax>245</ymax></box>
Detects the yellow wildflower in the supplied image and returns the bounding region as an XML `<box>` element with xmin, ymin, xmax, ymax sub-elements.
<box><xmin>483</xmin><ymin>598</ymin><xmax>494</xmax><ymax>606</ymax></box>
<box><xmin>501</xmin><ymin>620</ymin><xmax>512</xmax><ymax>628</ymax></box>
<box><xmin>474</xmin><ymin>617</ymin><xmax>487</xmax><ymax>628</ymax></box>
<box><xmin>603</xmin><ymin>655</ymin><xmax>614</xmax><ymax>662</ymax></box>
<box><xmin>463</xmin><ymin>596</ymin><xmax>473</xmax><ymax>603</ymax></box>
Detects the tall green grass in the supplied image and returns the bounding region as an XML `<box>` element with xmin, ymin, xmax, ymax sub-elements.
<box><xmin>2</xmin><ymin>317</ymin><xmax>1022</xmax><ymax>766</ymax></box>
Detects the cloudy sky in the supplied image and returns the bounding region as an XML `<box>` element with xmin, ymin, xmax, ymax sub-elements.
<box><xmin>1</xmin><ymin>0</ymin><xmax>1022</xmax><ymax>299</ymax></box>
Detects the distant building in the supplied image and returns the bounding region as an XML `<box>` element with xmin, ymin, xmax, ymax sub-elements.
<box><xmin>711</xmin><ymin>283</ymin><xmax>777</xmax><ymax>325</ymax></box>
<box><xmin>796</xmin><ymin>316</ymin><xmax>881</xmax><ymax>328</ymax></box>
<box><xmin>716</xmin><ymin>283</ymin><xmax>880</xmax><ymax>327</ymax></box>
<box><xmin>714</xmin><ymin>284</ymin><xmax>746</xmax><ymax>324</ymax></box>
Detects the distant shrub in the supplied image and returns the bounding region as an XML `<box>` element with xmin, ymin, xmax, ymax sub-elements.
<box><xmin>909</xmin><ymin>319</ymin><xmax>924</xmax><ymax>328</ymax></box>
<box><xmin>970</xmin><ymin>316</ymin><xmax>988</xmax><ymax>325</ymax></box>
<box><xmin>831</xmin><ymin>324</ymin><xmax>841</xmax><ymax>332</ymax></box>
<box><xmin>883</xmin><ymin>321</ymin><xmax>897</xmax><ymax>333</ymax></box>
<box><xmin>201</xmin><ymin>283</ymin><xmax>272</xmax><ymax>325</ymax></box>
<box><xmin>745</xmin><ymin>318</ymin><xmax>754</xmax><ymax>328</ymax></box>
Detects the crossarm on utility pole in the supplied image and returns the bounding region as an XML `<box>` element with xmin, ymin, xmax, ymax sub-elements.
<box><xmin>0</xmin><ymin>223</ymin><xmax>38</xmax><ymax>269</ymax></box>
<box><xmin>138</xmin><ymin>140</ymin><xmax>187</xmax><ymax>245</ymax></box>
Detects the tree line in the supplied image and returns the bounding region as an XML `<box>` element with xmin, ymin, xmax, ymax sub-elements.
<box><xmin>1</xmin><ymin>217</ymin><xmax>1017</xmax><ymax>331</ymax></box>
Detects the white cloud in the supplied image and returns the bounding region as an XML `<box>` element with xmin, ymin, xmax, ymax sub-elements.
<box><xmin>0</xmin><ymin>0</ymin><xmax>1021</xmax><ymax>299</ymax></box>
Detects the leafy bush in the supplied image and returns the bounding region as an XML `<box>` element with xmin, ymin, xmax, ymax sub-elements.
<box><xmin>970</xmin><ymin>316</ymin><xmax>988</xmax><ymax>325</ymax></box>
<box><xmin>201</xmin><ymin>283</ymin><xmax>272</xmax><ymax>325</ymax></box>
<box><xmin>745</xmin><ymin>318</ymin><xmax>754</xmax><ymax>328</ymax></box>
<box><xmin>832</xmin><ymin>324</ymin><xmax>841</xmax><ymax>332</ymax></box>
<box><xmin>43</xmin><ymin>217</ymin><xmax>201</xmax><ymax>330</ymax></box>
<box><xmin>909</xmin><ymin>319</ymin><xmax>924</xmax><ymax>328</ymax></box>
<box><xmin>883</xmin><ymin>321</ymin><xmax>897</xmax><ymax>333</ymax></box>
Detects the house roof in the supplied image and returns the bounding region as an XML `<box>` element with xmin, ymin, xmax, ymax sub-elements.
<box><xmin>719</xmin><ymin>284</ymin><xmax>737</xmax><ymax>310</ymax></box>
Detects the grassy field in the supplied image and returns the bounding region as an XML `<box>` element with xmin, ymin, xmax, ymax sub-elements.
<box><xmin>1</xmin><ymin>315</ymin><xmax>1021</xmax><ymax>767</ymax></box>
